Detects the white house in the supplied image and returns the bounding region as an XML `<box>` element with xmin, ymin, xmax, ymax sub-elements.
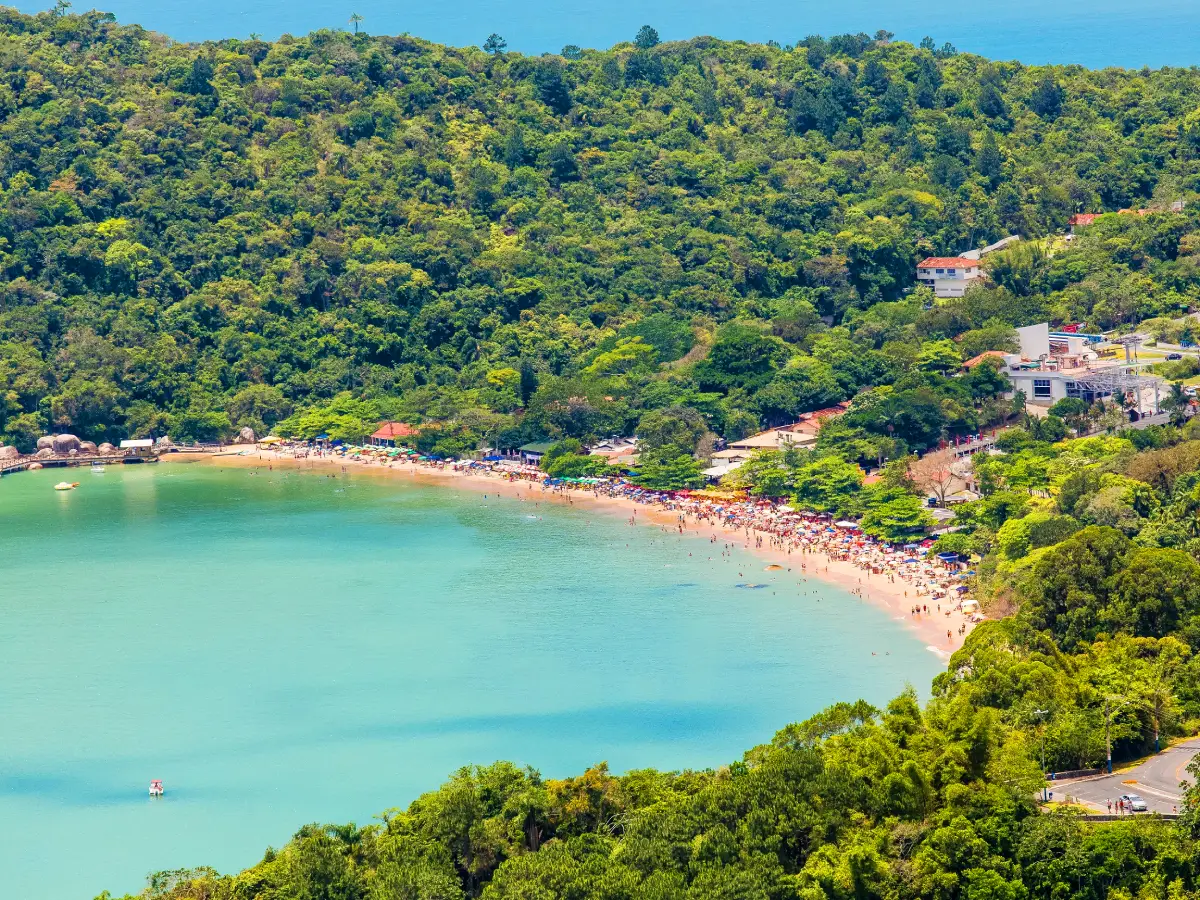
<box><xmin>916</xmin><ymin>257</ymin><xmax>984</xmax><ymax>298</ymax></box>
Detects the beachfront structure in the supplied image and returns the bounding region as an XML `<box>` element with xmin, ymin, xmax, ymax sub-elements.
<box><xmin>915</xmin><ymin>257</ymin><xmax>983</xmax><ymax>298</ymax></box>
<box><xmin>119</xmin><ymin>438</ymin><xmax>154</xmax><ymax>458</ymax></box>
<box><xmin>369</xmin><ymin>422</ymin><xmax>420</xmax><ymax>447</ymax></box>
<box><xmin>702</xmin><ymin>460</ymin><xmax>744</xmax><ymax>482</ymax></box>
<box><xmin>518</xmin><ymin>441</ymin><xmax>555</xmax><ymax>465</ymax></box>
<box><xmin>708</xmin><ymin>404</ymin><xmax>850</xmax><ymax>475</ymax></box>
<box><xmin>588</xmin><ymin>438</ymin><xmax>639</xmax><ymax>466</ymax></box>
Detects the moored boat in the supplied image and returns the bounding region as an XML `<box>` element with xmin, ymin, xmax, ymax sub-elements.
<box><xmin>53</xmin><ymin>481</ymin><xmax>79</xmax><ymax>491</ymax></box>
<box><xmin>149</xmin><ymin>779</ymin><xmax>164</xmax><ymax>797</ymax></box>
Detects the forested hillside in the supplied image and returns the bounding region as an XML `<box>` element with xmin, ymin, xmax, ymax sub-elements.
<box><xmin>5</xmin><ymin>7</ymin><xmax>1200</xmax><ymax>453</ymax></box>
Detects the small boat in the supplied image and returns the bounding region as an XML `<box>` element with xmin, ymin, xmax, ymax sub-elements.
<box><xmin>149</xmin><ymin>779</ymin><xmax>164</xmax><ymax>797</ymax></box>
<box><xmin>53</xmin><ymin>481</ymin><xmax>79</xmax><ymax>491</ymax></box>
<box><xmin>90</xmin><ymin>462</ymin><xmax>105</xmax><ymax>473</ymax></box>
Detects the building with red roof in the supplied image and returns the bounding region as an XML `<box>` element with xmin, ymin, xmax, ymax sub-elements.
<box><xmin>370</xmin><ymin>422</ymin><xmax>421</xmax><ymax>447</ymax></box>
<box><xmin>961</xmin><ymin>350</ymin><xmax>1012</xmax><ymax>369</ymax></box>
<box><xmin>916</xmin><ymin>257</ymin><xmax>983</xmax><ymax>298</ymax></box>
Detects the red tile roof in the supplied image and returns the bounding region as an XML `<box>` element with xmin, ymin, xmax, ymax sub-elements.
<box><xmin>962</xmin><ymin>350</ymin><xmax>1010</xmax><ymax>369</ymax></box>
<box><xmin>371</xmin><ymin>422</ymin><xmax>420</xmax><ymax>440</ymax></box>
<box><xmin>1068</xmin><ymin>213</ymin><xmax>1098</xmax><ymax>226</ymax></box>
<box><xmin>917</xmin><ymin>257</ymin><xmax>979</xmax><ymax>269</ymax></box>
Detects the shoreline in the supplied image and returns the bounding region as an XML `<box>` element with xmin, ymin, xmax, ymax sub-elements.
<box><xmin>171</xmin><ymin>450</ymin><xmax>975</xmax><ymax>660</ymax></box>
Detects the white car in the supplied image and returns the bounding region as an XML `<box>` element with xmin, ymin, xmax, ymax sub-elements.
<box><xmin>1120</xmin><ymin>793</ymin><xmax>1147</xmax><ymax>812</ymax></box>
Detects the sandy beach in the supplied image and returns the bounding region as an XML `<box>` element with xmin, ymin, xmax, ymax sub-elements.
<box><xmin>172</xmin><ymin>449</ymin><xmax>976</xmax><ymax>660</ymax></box>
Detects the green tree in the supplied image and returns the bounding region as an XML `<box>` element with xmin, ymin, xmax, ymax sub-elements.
<box><xmin>860</xmin><ymin>494</ymin><xmax>934</xmax><ymax>542</ymax></box>
<box><xmin>633</xmin><ymin>451</ymin><xmax>705</xmax><ymax>490</ymax></box>
<box><xmin>634</xmin><ymin>25</ymin><xmax>660</xmax><ymax>49</ymax></box>
<box><xmin>793</xmin><ymin>454</ymin><xmax>864</xmax><ymax>513</ymax></box>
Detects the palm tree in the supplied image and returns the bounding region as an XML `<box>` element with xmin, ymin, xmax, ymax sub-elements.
<box><xmin>348</xmin><ymin>12</ymin><xmax>363</xmax><ymax>34</ymax></box>
<box><xmin>1162</xmin><ymin>381</ymin><xmax>1192</xmax><ymax>425</ymax></box>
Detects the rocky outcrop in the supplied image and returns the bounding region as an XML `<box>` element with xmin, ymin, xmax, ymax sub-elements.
<box><xmin>52</xmin><ymin>434</ymin><xmax>81</xmax><ymax>453</ymax></box>
<box><xmin>35</xmin><ymin>448</ymin><xmax>54</xmax><ymax>459</ymax></box>
<box><xmin>98</xmin><ymin>442</ymin><xmax>116</xmax><ymax>453</ymax></box>
<box><xmin>0</xmin><ymin>445</ymin><xmax>18</xmax><ymax>460</ymax></box>
<box><xmin>36</xmin><ymin>436</ymin><xmax>54</xmax><ymax>451</ymax></box>
<box><xmin>234</xmin><ymin>426</ymin><xmax>256</xmax><ymax>444</ymax></box>
<box><xmin>79</xmin><ymin>441</ymin><xmax>98</xmax><ymax>453</ymax></box>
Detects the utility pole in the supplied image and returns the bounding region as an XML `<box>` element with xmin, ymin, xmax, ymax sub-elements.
<box><xmin>1035</xmin><ymin>708</ymin><xmax>1049</xmax><ymax>800</ymax></box>
<box><xmin>1105</xmin><ymin>697</ymin><xmax>1112</xmax><ymax>774</ymax></box>
<box><xmin>1105</xmin><ymin>694</ymin><xmax>1138</xmax><ymax>774</ymax></box>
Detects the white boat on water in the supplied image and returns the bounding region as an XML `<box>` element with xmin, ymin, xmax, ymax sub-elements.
<box><xmin>53</xmin><ymin>481</ymin><xmax>78</xmax><ymax>491</ymax></box>
<box><xmin>90</xmin><ymin>462</ymin><xmax>105</xmax><ymax>473</ymax></box>
<box><xmin>149</xmin><ymin>779</ymin><xmax>164</xmax><ymax>797</ymax></box>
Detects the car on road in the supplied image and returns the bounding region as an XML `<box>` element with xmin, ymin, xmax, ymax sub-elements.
<box><xmin>1120</xmin><ymin>793</ymin><xmax>1148</xmax><ymax>812</ymax></box>
<box><xmin>1167</xmin><ymin>352</ymin><xmax>1184</xmax><ymax>360</ymax></box>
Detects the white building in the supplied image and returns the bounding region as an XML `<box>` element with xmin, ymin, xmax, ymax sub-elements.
<box><xmin>916</xmin><ymin>257</ymin><xmax>984</xmax><ymax>298</ymax></box>
<box><xmin>1001</xmin><ymin>323</ymin><xmax>1161</xmax><ymax>411</ymax></box>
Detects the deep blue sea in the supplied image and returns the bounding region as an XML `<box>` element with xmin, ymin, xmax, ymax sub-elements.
<box><xmin>0</xmin><ymin>464</ymin><xmax>940</xmax><ymax>898</ymax></box>
<box><xmin>12</xmin><ymin>0</ymin><xmax>1200</xmax><ymax>67</ymax></box>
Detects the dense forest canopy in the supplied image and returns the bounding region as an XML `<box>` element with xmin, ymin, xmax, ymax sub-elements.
<box><xmin>5</xmin><ymin>7</ymin><xmax>1200</xmax><ymax>454</ymax></box>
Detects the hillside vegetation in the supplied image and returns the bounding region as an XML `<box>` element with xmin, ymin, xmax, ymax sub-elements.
<box><xmin>5</xmin><ymin>8</ymin><xmax>1200</xmax><ymax>456</ymax></box>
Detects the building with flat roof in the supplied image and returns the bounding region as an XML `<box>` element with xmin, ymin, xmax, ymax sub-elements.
<box><xmin>999</xmin><ymin>324</ymin><xmax>1163</xmax><ymax>412</ymax></box>
<box><xmin>517</xmin><ymin>441</ymin><xmax>555</xmax><ymax>465</ymax></box>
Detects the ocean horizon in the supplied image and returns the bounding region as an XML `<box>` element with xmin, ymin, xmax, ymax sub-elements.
<box><xmin>10</xmin><ymin>0</ymin><xmax>1199</xmax><ymax>68</ymax></box>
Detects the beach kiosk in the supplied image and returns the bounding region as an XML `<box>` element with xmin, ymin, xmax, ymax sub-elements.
<box><xmin>518</xmin><ymin>441</ymin><xmax>555</xmax><ymax>467</ymax></box>
<box><xmin>119</xmin><ymin>439</ymin><xmax>155</xmax><ymax>462</ymax></box>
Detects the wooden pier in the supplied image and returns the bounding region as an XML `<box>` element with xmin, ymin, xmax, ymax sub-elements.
<box><xmin>0</xmin><ymin>452</ymin><xmax>158</xmax><ymax>476</ymax></box>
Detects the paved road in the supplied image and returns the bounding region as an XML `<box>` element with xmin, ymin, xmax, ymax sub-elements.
<box><xmin>1050</xmin><ymin>739</ymin><xmax>1200</xmax><ymax>814</ymax></box>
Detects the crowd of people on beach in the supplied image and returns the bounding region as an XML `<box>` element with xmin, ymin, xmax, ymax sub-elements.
<box><xmin>243</xmin><ymin>443</ymin><xmax>984</xmax><ymax>643</ymax></box>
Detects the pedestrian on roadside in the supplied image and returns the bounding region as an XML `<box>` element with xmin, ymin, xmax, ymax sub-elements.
<box><xmin>1107</xmin><ymin>799</ymin><xmax>1112</xmax><ymax>813</ymax></box>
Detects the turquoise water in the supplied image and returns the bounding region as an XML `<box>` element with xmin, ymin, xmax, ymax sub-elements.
<box><xmin>0</xmin><ymin>463</ymin><xmax>939</xmax><ymax>899</ymax></box>
<box><xmin>11</xmin><ymin>0</ymin><xmax>1199</xmax><ymax>67</ymax></box>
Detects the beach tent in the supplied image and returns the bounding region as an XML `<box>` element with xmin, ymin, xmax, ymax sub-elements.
<box><xmin>258</xmin><ymin>436</ymin><xmax>283</xmax><ymax>445</ymax></box>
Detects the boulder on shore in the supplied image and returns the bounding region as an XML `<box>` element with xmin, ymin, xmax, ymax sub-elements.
<box><xmin>52</xmin><ymin>434</ymin><xmax>81</xmax><ymax>453</ymax></box>
<box><xmin>0</xmin><ymin>445</ymin><xmax>18</xmax><ymax>460</ymax></box>
<box><xmin>36</xmin><ymin>436</ymin><xmax>54</xmax><ymax>451</ymax></box>
<box><xmin>97</xmin><ymin>442</ymin><xmax>116</xmax><ymax>453</ymax></box>
<box><xmin>235</xmin><ymin>426</ymin><xmax>256</xmax><ymax>444</ymax></box>
<box><xmin>79</xmin><ymin>441</ymin><xmax>98</xmax><ymax>453</ymax></box>
<box><xmin>35</xmin><ymin>448</ymin><xmax>54</xmax><ymax>459</ymax></box>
